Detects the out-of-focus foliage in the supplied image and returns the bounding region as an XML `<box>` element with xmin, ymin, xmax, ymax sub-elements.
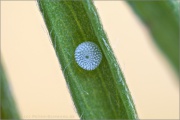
<box><xmin>128</xmin><ymin>1</ymin><xmax>179</xmax><ymax>75</ymax></box>
<box><xmin>0</xmin><ymin>62</ymin><xmax>20</xmax><ymax>119</ymax></box>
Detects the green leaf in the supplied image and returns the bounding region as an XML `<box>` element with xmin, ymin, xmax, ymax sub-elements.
<box><xmin>0</xmin><ymin>61</ymin><xmax>20</xmax><ymax>119</ymax></box>
<box><xmin>127</xmin><ymin>1</ymin><xmax>179</xmax><ymax>75</ymax></box>
<box><xmin>38</xmin><ymin>0</ymin><xmax>138</xmax><ymax>119</ymax></box>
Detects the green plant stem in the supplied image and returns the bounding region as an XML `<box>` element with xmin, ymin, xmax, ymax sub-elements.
<box><xmin>38</xmin><ymin>0</ymin><xmax>138</xmax><ymax>119</ymax></box>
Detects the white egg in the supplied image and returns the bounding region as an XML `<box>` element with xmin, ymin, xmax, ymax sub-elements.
<box><xmin>75</xmin><ymin>41</ymin><xmax>102</xmax><ymax>71</ymax></box>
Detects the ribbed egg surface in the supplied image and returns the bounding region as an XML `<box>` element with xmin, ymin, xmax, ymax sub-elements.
<box><xmin>75</xmin><ymin>41</ymin><xmax>102</xmax><ymax>71</ymax></box>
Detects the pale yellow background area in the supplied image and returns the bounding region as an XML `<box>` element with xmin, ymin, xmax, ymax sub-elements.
<box><xmin>1</xmin><ymin>1</ymin><xmax>179</xmax><ymax>119</ymax></box>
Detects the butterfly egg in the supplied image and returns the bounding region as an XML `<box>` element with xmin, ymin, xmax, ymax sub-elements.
<box><xmin>75</xmin><ymin>41</ymin><xmax>102</xmax><ymax>71</ymax></box>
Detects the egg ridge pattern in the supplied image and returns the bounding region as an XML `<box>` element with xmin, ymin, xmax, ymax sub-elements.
<box><xmin>75</xmin><ymin>41</ymin><xmax>102</xmax><ymax>71</ymax></box>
